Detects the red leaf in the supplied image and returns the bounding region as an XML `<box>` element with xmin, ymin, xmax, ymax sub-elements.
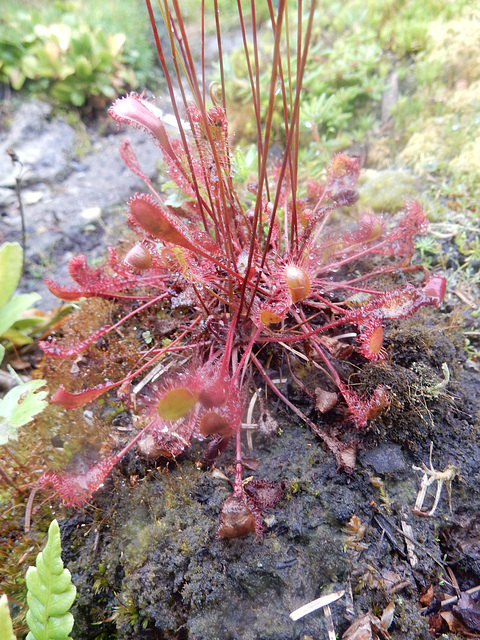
<box><xmin>40</xmin><ymin>457</ymin><xmax>118</xmax><ymax>507</ymax></box>
<box><xmin>51</xmin><ymin>382</ymin><xmax>119</xmax><ymax>409</ymax></box>
<box><xmin>109</xmin><ymin>92</ymin><xmax>176</xmax><ymax>159</ymax></box>
<box><xmin>119</xmin><ymin>139</ymin><xmax>152</xmax><ymax>184</ymax></box>
<box><xmin>39</xmin><ymin>325</ymin><xmax>112</xmax><ymax>358</ymax></box>
<box><xmin>44</xmin><ymin>280</ymin><xmax>93</xmax><ymax>301</ymax></box>
<box><xmin>40</xmin><ymin>423</ymin><xmax>151</xmax><ymax>505</ymax></box>
<box><xmin>128</xmin><ymin>193</ymin><xmax>196</xmax><ymax>250</ymax></box>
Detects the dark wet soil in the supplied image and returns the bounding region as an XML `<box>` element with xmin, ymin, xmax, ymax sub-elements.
<box><xmin>54</xmin><ymin>311</ymin><xmax>480</xmax><ymax>640</ymax></box>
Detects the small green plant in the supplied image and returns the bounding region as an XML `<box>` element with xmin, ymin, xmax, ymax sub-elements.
<box><xmin>0</xmin><ymin>242</ymin><xmax>48</xmax><ymax>443</ymax></box>
<box><xmin>0</xmin><ymin>521</ymin><xmax>76</xmax><ymax>640</ymax></box>
<box><xmin>0</xmin><ymin>243</ymin><xmax>41</xmax><ymax>350</ymax></box>
<box><xmin>0</xmin><ymin>594</ymin><xmax>16</xmax><ymax>640</ymax></box>
<box><xmin>223</xmin><ymin>6</ymin><xmax>388</xmax><ymax>151</ymax></box>
<box><xmin>25</xmin><ymin>520</ymin><xmax>77</xmax><ymax>640</ymax></box>
<box><xmin>0</xmin><ymin>7</ymin><xmax>145</xmax><ymax>107</ymax></box>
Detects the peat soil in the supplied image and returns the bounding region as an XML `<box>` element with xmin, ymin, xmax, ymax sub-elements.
<box><xmin>1</xmin><ymin>100</ymin><xmax>480</xmax><ymax>640</ymax></box>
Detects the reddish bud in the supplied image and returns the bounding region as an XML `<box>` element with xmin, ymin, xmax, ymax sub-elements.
<box><xmin>422</xmin><ymin>275</ymin><xmax>447</xmax><ymax>306</ymax></box>
<box><xmin>199</xmin><ymin>381</ymin><xmax>228</xmax><ymax>409</ymax></box>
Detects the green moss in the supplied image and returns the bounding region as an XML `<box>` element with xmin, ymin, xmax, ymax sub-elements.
<box><xmin>359</xmin><ymin>169</ymin><xmax>417</xmax><ymax>211</ymax></box>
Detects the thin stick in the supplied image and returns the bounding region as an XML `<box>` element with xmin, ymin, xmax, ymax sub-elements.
<box><xmin>324</xmin><ymin>604</ymin><xmax>337</xmax><ymax>640</ymax></box>
<box><xmin>289</xmin><ymin>589</ymin><xmax>345</xmax><ymax>621</ymax></box>
<box><xmin>428</xmin><ymin>584</ymin><xmax>480</xmax><ymax>611</ymax></box>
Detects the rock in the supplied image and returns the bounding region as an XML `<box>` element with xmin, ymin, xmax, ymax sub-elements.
<box><xmin>80</xmin><ymin>206</ymin><xmax>102</xmax><ymax>223</ymax></box>
<box><xmin>0</xmin><ymin>99</ymin><xmax>76</xmax><ymax>188</ymax></box>
<box><xmin>0</xmin><ymin>187</ymin><xmax>16</xmax><ymax>207</ymax></box>
<box><xmin>381</xmin><ymin>71</ymin><xmax>399</xmax><ymax>124</ymax></box>
<box><xmin>359</xmin><ymin>443</ymin><xmax>407</xmax><ymax>474</ymax></box>
<box><xmin>23</xmin><ymin>190</ymin><xmax>44</xmax><ymax>205</ymax></box>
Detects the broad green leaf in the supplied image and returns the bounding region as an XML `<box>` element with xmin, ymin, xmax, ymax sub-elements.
<box><xmin>156</xmin><ymin>387</ymin><xmax>198</xmax><ymax>420</ymax></box>
<box><xmin>0</xmin><ymin>345</ymin><xmax>4</xmax><ymax>366</ymax></box>
<box><xmin>0</xmin><ymin>242</ymin><xmax>23</xmax><ymax>307</ymax></box>
<box><xmin>0</xmin><ymin>380</ymin><xmax>48</xmax><ymax>444</ymax></box>
<box><xmin>108</xmin><ymin>33</ymin><xmax>126</xmax><ymax>56</ymax></box>
<box><xmin>74</xmin><ymin>56</ymin><xmax>92</xmax><ymax>79</ymax></box>
<box><xmin>1</xmin><ymin>329</ymin><xmax>34</xmax><ymax>346</ymax></box>
<box><xmin>9</xmin><ymin>68</ymin><xmax>27</xmax><ymax>90</ymax></box>
<box><xmin>0</xmin><ymin>293</ymin><xmax>41</xmax><ymax>337</ymax></box>
<box><xmin>26</xmin><ymin>520</ymin><xmax>76</xmax><ymax>640</ymax></box>
<box><xmin>9</xmin><ymin>316</ymin><xmax>46</xmax><ymax>330</ymax></box>
<box><xmin>0</xmin><ymin>594</ymin><xmax>16</xmax><ymax>640</ymax></box>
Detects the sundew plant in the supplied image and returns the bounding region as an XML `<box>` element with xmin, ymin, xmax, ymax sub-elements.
<box><xmin>38</xmin><ymin>0</ymin><xmax>446</xmax><ymax>538</ymax></box>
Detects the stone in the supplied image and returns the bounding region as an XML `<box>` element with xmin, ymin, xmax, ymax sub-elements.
<box><xmin>359</xmin><ymin>443</ymin><xmax>407</xmax><ymax>474</ymax></box>
<box><xmin>0</xmin><ymin>99</ymin><xmax>76</xmax><ymax>188</ymax></box>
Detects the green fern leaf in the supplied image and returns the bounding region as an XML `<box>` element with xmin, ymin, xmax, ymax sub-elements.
<box><xmin>25</xmin><ymin>520</ymin><xmax>76</xmax><ymax>640</ymax></box>
<box><xmin>0</xmin><ymin>594</ymin><xmax>17</xmax><ymax>640</ymax></box>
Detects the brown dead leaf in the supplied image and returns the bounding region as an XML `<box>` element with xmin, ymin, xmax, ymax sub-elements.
<box><xmin>342</xmin><ymin>603</ymin><xmax>394</xmax><ymax>640</ymax></box>
<box><xmin>338</xmin><ymin>442</ymin><xmax>357</xmax><ymax>473</ymax></box>
<box><xmin>428</xmin><ymin>614</ymin><xmax>443</xmax><ymax>635</ymax></box>
<box><xmin>319</xmin><ymin>335</ymin><xmax>354</xmax><ymax>359</ymax></box>
<box><xmin>258</xmin><ymin>409</ymin><xmax>279</xmax><ymax>437</ymax></box>
<box><xmin>420</xmin><ymin>584</ymin><xmax>435</xmax><ymax>606</ymax></box>
<box><xmin>5</xmin><ymin>357</ymin><xmax>31</xmax><ymax>370</ymax></box>
<box><xmin>341</xmin><ymin>613</ymin><xmax>390</xmax><ymax>640</ymax></box>
<box><xmin>314</xmin><ymin>387</ymin><xmax>338</xmax><ymax>413</ymax></box>
<box><xmin>380</xmin><ymin>602</ymin><xmax>395</xmax><ymax>630</ymax></box>
<box><xmin>242</xmin><ymin>457</ymin><xmax>259</xmax><ymax>471</ymax></box>
<box><xmin>440</xmin><ymin>611</ymin><xmax>480</xmax><ymax>637</ymax></box>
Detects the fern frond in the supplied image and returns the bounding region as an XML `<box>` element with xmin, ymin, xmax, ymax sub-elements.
<box><xmin>25</xmin><ymin>520</ymin><xmax>76</xmax><ymax>640</ymax></box>
<box><xmin>0</xmin><ymin>594</ymin><xmax>16</xmax><ymax>640</ymax></box>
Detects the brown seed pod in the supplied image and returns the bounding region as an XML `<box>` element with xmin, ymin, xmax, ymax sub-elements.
<box><xmin>218</xmin><ymin>494</ymin><xmax>256</xmax><ymax>538</ymax></box>
<box><xmin>199</xmin><ymin>411</ymin><xmax>233</xmax><ymax>438</ymax></box>
<box><xmin>285</xmin><ymin>264</ymin><xmax>311</xmax><ymax>303</ymax></box>
<box><xmin>123</xmin><ymin>243</ymin><xmax>153</xmax><ymax>272</ymax></box>
<box><xmin>198</xmin><ymin>381</ymin><xmax>228</xmax><ymax>409</ymax></box>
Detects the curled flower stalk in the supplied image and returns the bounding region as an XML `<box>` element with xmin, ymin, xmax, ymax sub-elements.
<box><xmin>38</xmin><ymin>0</ymin><xmax>446</xmax><ymax>537</ymax></box>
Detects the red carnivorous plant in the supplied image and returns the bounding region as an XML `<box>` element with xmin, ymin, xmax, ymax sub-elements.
<box><xmin>38</xmin><ymin>0</ymin><xmax>446</xmax><ymax>537</ymax></box>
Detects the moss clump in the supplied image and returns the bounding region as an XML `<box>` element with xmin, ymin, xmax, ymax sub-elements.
<box><xmin>359</xmin><ymin>170</ymin><xmax>417</xmax><ymax>211</ymax></box>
